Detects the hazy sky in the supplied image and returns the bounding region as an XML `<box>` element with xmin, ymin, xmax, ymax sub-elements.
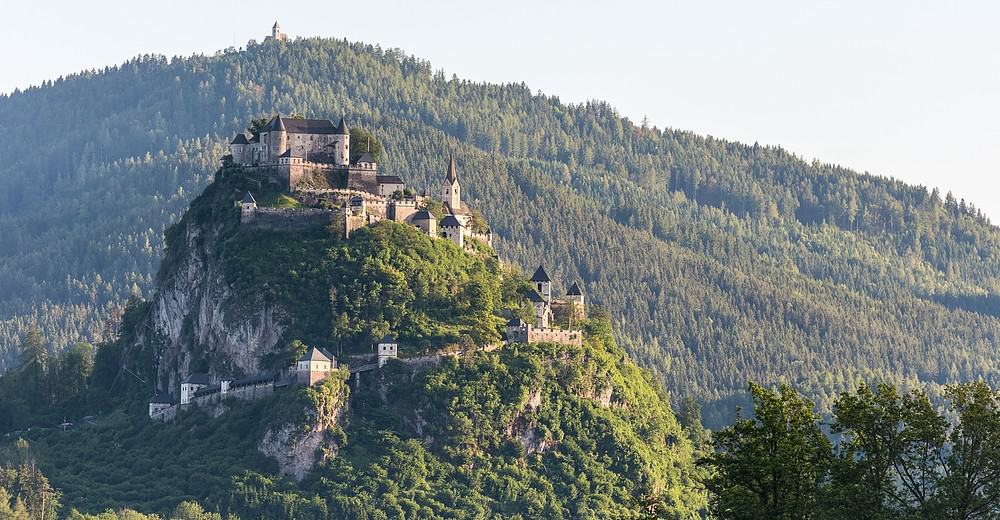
<box><xmin>3</xmin><ymin>1</ymin><xmax>998</xmax><ymax>219</ymax></box>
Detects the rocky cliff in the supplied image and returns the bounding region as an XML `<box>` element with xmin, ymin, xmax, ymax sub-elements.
<box><xmin>146</xmin><ymin>211</ymin><xmax>288</xmax><ymax>394</ymax></box>
<box><xmin>259</xmin><ymin>372</ymin><xmax>350</xmax><ymax>480</ymax></box>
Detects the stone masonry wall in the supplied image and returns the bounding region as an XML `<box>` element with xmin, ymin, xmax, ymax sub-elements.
<box><xmin>246</xmin><ymin>208</ymin><xmax>336</xmax><ymax>231</ymax></box>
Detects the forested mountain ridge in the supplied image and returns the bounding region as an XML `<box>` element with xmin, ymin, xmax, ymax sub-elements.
<box><xmin>2</xmin><ymin>35</ymin><xmax>999</xmax><ymax>424</ymax></box>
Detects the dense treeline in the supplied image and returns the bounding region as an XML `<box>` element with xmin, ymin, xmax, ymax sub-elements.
<box><xmin>703</xmin><ymin>380</ymin><xmax>1000</xmax><ymax>519</ymax></box>
<box><xmin>2</xmin><ymin>36</ymin><xmax>1000</xmax><ymax>423</ymax></box>
<box><xmin>0</xmin><ymin>305</ymin><xmax>705</xmax><ymax>517</ymax></box>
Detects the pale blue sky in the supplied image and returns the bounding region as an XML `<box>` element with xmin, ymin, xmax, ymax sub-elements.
<box><xmin>3</xmin><ymin>1</ymin><xmax>998</xmax><ymax>219</ymax></box>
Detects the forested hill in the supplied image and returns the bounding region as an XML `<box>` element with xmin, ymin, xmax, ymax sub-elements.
<box><xmin>2</xmin><ymin>35</ymin><xmax>999</xmax><ymax>424</ymax></box>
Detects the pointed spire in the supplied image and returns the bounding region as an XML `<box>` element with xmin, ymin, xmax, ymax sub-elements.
<box><xmin>242</xmin><ymin>191</ymin><xmax>256</xmax><ymax>204</ymax></box>
<box><xmin>445</xmin><ymin>156</ymin><xmax>459</xmax><ymax>184</ymax></box>
<box><xmin>566</xmin><ymin>282</ymin><xmax>583</xmax><ymax>296</ymax></box>
<box><xmin>335</xmin><ymin>117</ymin><xmax>349</xmax><ymax>135</ymax></box>
<box><xmin>273</xmin><ymin>20</ymin><xmax>280</xmax><ymax>30</ymax></box>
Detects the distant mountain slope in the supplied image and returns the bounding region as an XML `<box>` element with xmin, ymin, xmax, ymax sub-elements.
<box><xmin>2</xmin><ymin>36</ymin><xmax>999</xmax><ymax>423</ymax></box>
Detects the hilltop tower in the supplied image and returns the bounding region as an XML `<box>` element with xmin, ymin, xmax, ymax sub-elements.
<box><xmin>442</xmin><ymin>157</ymin><xmax>461</xmax><ymax>212</ymax></box>
<box><xmin>270</xmin><ymin>21</ymin><xmax>288</xmax><ymax>42</ymax></box>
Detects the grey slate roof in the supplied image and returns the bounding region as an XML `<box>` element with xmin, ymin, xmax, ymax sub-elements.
<box><xmin>526</xmin><ymin>290</ymin><xmax>545</xmax><ymax>303</ymax></box>
<box><xmin>530</xmin><ymin>265</ymin><xmax>551</xmax><ymax>282</ymax></box>
<box><xmin>150</xmin><ymin>392</ymin><xmax>175</xmax><ymax>404</ymax></box>
<box><xmin>231</xmin><ymin>133</ymin><xmax>249</xmax><ymax>145</ymax></box>
<box><xmin>232</xmin><ymin>371</ymin><xmax>278</xmax><ymax>388</ymax></box>
<box><xmin>377</xmin><ymin>175</ymin><xmax>404</xmax><ymax>184</ymax></box>
<box><xmin>242</xmin><ymin>191</ymin><xmax>256</xmax><ymax>204</ymax></box>
<box><xmin>378</xmin><ymin>335</ymin><xmax>396</xmax><ymax>345</ymax></box>
<box><xmin>412</xmin><ymin>210</ymin><xmax>434</xmax><ymax>221</ymax></box>
<box><xmin>265</xmin><ymin>115</ymin><xmax>341</xmax><ymax>135</ymax></box>
<box><xmin>566</xmin><ymin>282</ymin><xmax>583</xmax><ymax>296</ymax></box>
<box><xmin>440</xmin><ymin>215</ymin><xmax>463</xmax><ymax>228</ymax></box>
<box><xmin>356</xmin><ymin>152</ymin><xmax>375</xmax><ymax>164</ymax></box>
<box><xmin>279</xmin><ymin>149</ymin><xmax>292</xmax><ymax>158</ymax></box>
<box><xmin>507</xmin><ymin>317</ymin><xmax>526</xmax><ymax>327</ymax></box>
<box><xmin>335</xmin><ymin>117</ymin><xmax>350</xmax><ymax>135</ymax></box>
<box><xmin>299</xmin><ymin>347</ymin><xmax>331</xmax><ymax>363</ymax></box>
<box><xmin>445</xmin><ymin>156</ymin><xmax>459</xmax><ymax>184</ymax></box>
<box><xmin>182</xmin><ymin>373</ymin><xmax>211</xmax><ymax>385</ymax></box>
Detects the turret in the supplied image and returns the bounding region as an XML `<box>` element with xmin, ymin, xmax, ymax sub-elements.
<box><xmin>440</xmin><ymin>215</ymin><xmax>464</xmax><ymax>248</ymax></box>
<box><xmin>530</xmin><ymin>265</ymin><xmax>552</xmax><ymax>303</ymax></box>
<box><xmin>332</xmin><ymin>117</ymin><xmax>350</xmax><ymax>167</ymax></box>
<box><xmin>441</xmin><ymin>157</ymin><xmax>461</xmax><ymax>212</ymax></box>
<box><xmin>263</xmin><ymin>115</ymin><xmax>288</xmax><ymax>163</ymax></box>
<box><xmin>566</xmin><ymin>281</ymin><xmax>585</xmax><ymax>320</ymax></box>
<box><xmin>229</xmin><ymin>133</ymin><xmax>249</xmax><ymax>164</ymax></box>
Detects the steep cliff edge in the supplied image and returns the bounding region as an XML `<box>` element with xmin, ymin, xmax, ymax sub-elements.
<box><xmin>259</xmin><ymin>370</ymin><xmax>350</xmax><ymax>481</ymax></box>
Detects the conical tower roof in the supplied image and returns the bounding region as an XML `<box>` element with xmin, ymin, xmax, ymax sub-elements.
<box><xmin>242</xmin><ymin>191</ymin><xmax>256</xmax><ymax>204</ymax></box>
<box><xmin>265</xmin><ymin>115</ymin><xmax>286</xmax><ymax>132</ymax></box>
<box><xmin>335</xmin><ymin>117</ymin><xmax>349</xmax><ymax>135</ymax></box>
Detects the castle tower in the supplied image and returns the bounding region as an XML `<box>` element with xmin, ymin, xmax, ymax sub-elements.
<box><xmin>530</xmin><ymin>265</ymin><xmax>552</xmax><ymax>303</ymax></box>
<box><xmin>332</xmin><ymin>117</ymin><xmax>350</xmax><ymax>167</ymax></box>
<box><xmin>527</xmin><ymin>289</ymin><xmax>552</xmax><ymax>328</ymax></box>
<box><xmin>376</xmin><ymin>336</ymin><xmax>398</xmax><ymax>368</ymax></box>
<box><xmin>264</xmin><ymin>115</ymin><xmax>288</xmax><ymax>162</ymax></box>
<box><xmin>441</xmin><ymin>157</ymin><xmax>461</xmax><ymax>212</ymax></box>
<box><xmin>440</xmin><ymin>215</ymin><xmax>464</xmax><ymax>248</ymax></box>
<box><xmin>566</xmin><ymin>281</ymin><xmax>585</xmax><ymax>319</ymax></box>
<box><xmin>230</xmin><ymin>133</ymin><xmax>249</xmax><ymax>164</ymax></box>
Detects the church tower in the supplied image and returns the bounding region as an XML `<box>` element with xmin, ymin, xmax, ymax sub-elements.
<box><xmin>271</xmin><ymin>21</ymin><xmax>288</xmax><ymax>42</ymax></box>
<box><xmin>441</xmin><ymin>157</ymin><xmax>461</xmax><ymax>212</ymax></box>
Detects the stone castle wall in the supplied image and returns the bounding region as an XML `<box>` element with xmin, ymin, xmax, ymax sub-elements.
<box><xmin>246</xmin><ymin>207</ymin><xmax>337</xmax><ymax>231</ymax></box>
<box><xmin>527</xmin><ymin>327</ymin><xmax>583</xmax><ymax>346</ymax></box>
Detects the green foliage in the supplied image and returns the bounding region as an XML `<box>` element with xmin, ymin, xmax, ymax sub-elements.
<box><xmin>3</xmin><ymin>36</ymin><xmax>1000</xmax><ymax>429</ymax></box>
<box><xmin>349</xmin><ymin>127</ymin><xmax>383</xmax><ymax>163</ymax></box>
<box><xmin>0</xmin><ymin>331</ymin><xmax>704</xmax><ymax>518</ymax></box>
<box><xmin>219</xmin><ymin>190</ymin><xmax>505</xmax><ymax>351</ymax></box>
<box><xmin>704</xmin><ymin>381</ymin><xmax>1000</xmax><ymax>519</ymax></box>
<box><xmin>701</xmin><ymin>383</ymin><xmax>830</xmax><ymax>519</ymax></box>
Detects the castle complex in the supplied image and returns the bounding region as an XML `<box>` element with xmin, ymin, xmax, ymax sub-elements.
<box><xmin>505</xmin><ymin>266</ymin><xmax>585</xmax><ymax>346</ymax></box>
<box><xmin>151</xmin><ymin>94</ymin><xmax>587</xmax><ymax>418</ymax></box>
<box><xmin>231</xmin><ymin>114</ymin><xmax>493</xmax><ymax>250</ymax></box>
